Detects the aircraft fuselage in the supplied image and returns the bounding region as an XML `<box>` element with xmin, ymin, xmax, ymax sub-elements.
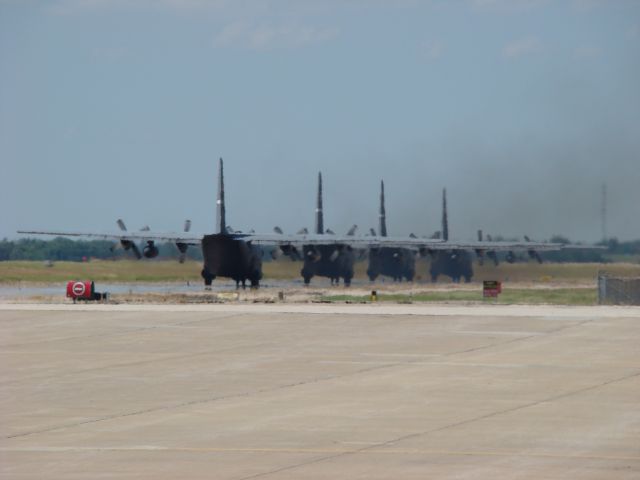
<box><xmin>429</xmin><ymin>250</ymin><xmax>473</xmax><ymax>283</ymax></box>
<box><xmin>201</xmin><ymin>234</ymin><xmax>262</xmax><ymax>288</ymax></box>
<box><xmin>301</xmin><ymin>244</ymin><xmax>354</xmax><ymax>286</ymax></box>
<box><xmin>367</xmin><ymin>247</ymin><xmax>415</xmax><ymax>282</ymax></box>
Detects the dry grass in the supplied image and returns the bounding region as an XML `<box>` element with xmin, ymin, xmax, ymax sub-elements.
<box><xmin>1</xmin><ymin>259</ymin><xmax>639</xmax><ymax>285</ymax></box>
<box><xmin>0</xmin><ymin>260</ymin><xmax>202</xmax><ymax>283</ymax></box>
<box><xmin>322</xmin><ymin>288</ymin><xmax>597</xmax><ymax>306</ymax></box>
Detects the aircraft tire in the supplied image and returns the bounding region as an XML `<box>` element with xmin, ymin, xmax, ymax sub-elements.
<box><xmin>201</xmin><ymin>268</ymin><xmax>215</xmax><ymax>286</ymax></box>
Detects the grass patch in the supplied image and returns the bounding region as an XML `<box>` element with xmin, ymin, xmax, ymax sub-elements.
<box><xmin>322</xmin><ymin>288</ymin><xmax>597</xmax><ymax>306</ymax></box>
<box><xmin>1</xmin><ymin>259</ymin><xmax>639</xmax><ymax>287</ymax></box>
<box><xmin>0</xmin><ymin>260</ymin><xmax>202</xmax><ymax>283</ymax></box>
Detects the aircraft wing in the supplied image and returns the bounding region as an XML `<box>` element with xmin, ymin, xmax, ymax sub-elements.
<box><xmin>422</xmin><ymin>240</ymin><xmax>564</xmax><ymax>252</ymax></box>
<box><xmin>233</xmin><ymin>233</ymin><xmax>443</xmax><ymax>249</ymax></box>
<box><xmin>17</xmin><ymin>230</ymin><xmax>204</xmax><ymax>245</ymax></box>
<box><xmin>18</xmin><ymin>230</ymin><xmax>595</xmax><ymax>253</ymax></box>
<box><xmin>232</xmin><ymin>233</ymin><xmax>572</xmax><ymax>252</ymax></box>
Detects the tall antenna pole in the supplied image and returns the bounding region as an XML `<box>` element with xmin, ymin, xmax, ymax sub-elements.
<box><xmin>601</xmin><ymin>182</ymin><xmax>607</xmax><ymax>242</ymax></box>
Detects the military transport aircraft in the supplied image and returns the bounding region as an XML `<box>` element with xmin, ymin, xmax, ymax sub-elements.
<box><xmin>425</xmin><ymin>189</ymin><xmax>600</xmax><ymax>282</ymax></box>
<box><xmin>427</xmin><ymin>188</ymin><xmax>475</xmax><ymax>282</ymax></box>
<box><xmin>366</xmin><ymin>180</ymin><xmax>416</xmax><ymax>282</ymax></box>
<box><xmin>18</xmin><ymin>158</ymin><xmax>581</xmax><ymax>289</ymax></box>
<box><xmin>275</xmin><ymin>172</ymin><xmax>358</xmax><ymax>286</ymax></box>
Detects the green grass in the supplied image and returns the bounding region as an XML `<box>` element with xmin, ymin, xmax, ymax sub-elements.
<box><xmin>1</xmin><ymin>259</ymin><xmax>639</xmax><ymax>286</ymax></box>
<box><xmin>322</xmin><ymin>288</ymin><xmax>597</xmax><ymax>306</ymax></box>
<box><xmin>0</xmin><ymin>260</ymin><xmax>202</xmax><ymax>283</ymax></box>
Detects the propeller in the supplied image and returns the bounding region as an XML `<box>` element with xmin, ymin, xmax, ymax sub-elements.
<box><xmin>346</xmin><ymin>224</ymin><xmax>358</xmax><ymax>236</ymax></box>
<box><xmin>271</xmin><ymin>227</ymin><xmax>301</xmax><ymax>260</ymax></box>
<box><xmin>114</xmin><ymin>219</ymin><xmax>141</xmax><ymax>259</ymax></box>
<box><xmin>524</xmin><ymin>235</ymin><xmax>543</xmax><ymax>263</ymax></box>
<box><xmin>176</xmin><ymin>219</ymin><xmax>192</xmax><ymax>263</ymax></box>
<box><xmin>476</xmin><ymin>230</ymin><xmax>485</xmax><ymax>265</ymax></box>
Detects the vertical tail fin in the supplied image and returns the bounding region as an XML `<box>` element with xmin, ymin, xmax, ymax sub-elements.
<box><xmin>217</xmin><ymin>158</ymin><xmax>227</xmax><ymax>234</ymax></box>
<box><xmin>315</xmin><ymin>171</ymin><xmax>324</xmax><ymax>234</ymax></box>
<box><xmin>379</xmin><ymin>180</ymin><xmax>387</xmax><ymax>237</ymax></box>
<box><xmin>441</xmin><ymin>188</ymin><xmax>449</xmax><ymax>241</ymax></box>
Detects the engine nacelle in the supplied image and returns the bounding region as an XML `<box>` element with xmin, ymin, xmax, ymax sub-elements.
<box><xmin>528</xmin><ymin>249</ymin><xmax>543</xmax><ymax>264</ymax></box>
<box><xmin>143</xmin><ymin>241</ymin><xmax>159</xmax><ymax>258</ymax></box>
<box><xmin>279</xmin><ymin>244</ymin><xmax>301</xmax><ymax>261</ymax></box>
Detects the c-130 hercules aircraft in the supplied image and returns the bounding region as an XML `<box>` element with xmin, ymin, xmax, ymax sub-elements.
<box><xmin>274</xmin><ymin>172</ymin><xmax>357</xmax><ymax>286</ymax></box>
<box><xmin>366</xmin><ymin>180</ymin><xmax>416</xmax><ymax>282</ymax></box>
<box><xmin>19</xmin><ymin>158</ymin><xmax>580</xmax><ymax>288</ymax></box>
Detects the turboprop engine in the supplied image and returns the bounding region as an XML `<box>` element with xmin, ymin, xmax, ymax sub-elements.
<box><xmin>142</xmin><ymin>241</ymin><xmax>159</xmax><ymax>258</ymax></box>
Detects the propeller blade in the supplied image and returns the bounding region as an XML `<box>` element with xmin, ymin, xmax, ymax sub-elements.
<box><xmin>176</xmin><ymin>242</ymin><xmax>188</xmax><ymax>263</ymax></box>
<box><xmin>184</xmin><ymin>219</ymin><xmax>191</xmax><ymax>232</ymax></box>
<box><xmin>117</xmin><ymin>219</ymin><xmax>127</xmax><ymax>231</ymax></box>
<box><xmin>130</xmin><ymin>242</ymin><xmax>142</xmax><ymax>259</ymax></box>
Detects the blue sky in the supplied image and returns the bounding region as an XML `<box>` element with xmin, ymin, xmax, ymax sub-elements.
<box><xmin>1</xmin><ymin>0</ymin><xmax>639</xmax><ymax>241</ymax></box>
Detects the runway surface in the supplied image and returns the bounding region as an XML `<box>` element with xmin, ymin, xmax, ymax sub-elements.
<box><xmin>1</xmin><ymin>304</ymin><xmax>639</xmax><ymax>479</ymax></box>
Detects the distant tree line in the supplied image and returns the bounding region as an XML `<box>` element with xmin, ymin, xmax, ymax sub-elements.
<box><xmin>541</xmin><ymin>236</ymin><xmax>640</xmax><ymax>263</ymax></box>
<box><xmin>0</xmin><ymin>237</ymin><xmax>638</xmax><ymax>263</ymax></box>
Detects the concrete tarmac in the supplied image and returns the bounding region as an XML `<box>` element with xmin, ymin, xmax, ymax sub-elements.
<box><xmin>1</xmin><ymin>304</ymin><xmax>639</xmax><ymax>479</ymax></box>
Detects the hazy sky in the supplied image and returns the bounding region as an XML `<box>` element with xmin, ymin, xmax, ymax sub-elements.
<box><xmin>2</xmin><ymin>0</ymin><xmax>639</xmax><ymax>242</ymax></box>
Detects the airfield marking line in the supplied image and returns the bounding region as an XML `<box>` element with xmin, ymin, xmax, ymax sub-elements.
<box><xmin>235</xmin><ymin>369</ymin><xmax>640</xmax><ymax>479</ymax></box>
<box><xmin>4</xmin><ymin>313</ymin><xmax>602</xmax><ymax>440</ymax></box>
<box><xmin>4</xmin><ymin>361</ymin><xmax>401</xmax><ymax>440</ymax></box>
<box><xmin>1</xmin><ymin>446</ymin><xmax>638</xmax><ymax>462</ymax></box>
<box><xmin>0</xmin><ymin>340</ymin><xmax>275</xmax><ymax>388</ymax></box>
<box><xmin>0</xmin><ymin>313</ymin><xmax>244</xmax><ymax>349</ymax></box>
<box><xmin>432</xmin><ymin>318</ymin><xmax>595</xmax><ymax>361</ymax></box>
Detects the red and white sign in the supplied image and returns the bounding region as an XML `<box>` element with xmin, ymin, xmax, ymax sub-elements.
<box><xmin>66</xmin><ymin>281</ymin><xmax>93</xmax><ymax>299</ymax></box>
<box><xmin>483</xmin><ymin>280</ymin><xmax>502</xmax><ymax>298</ymax></box>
